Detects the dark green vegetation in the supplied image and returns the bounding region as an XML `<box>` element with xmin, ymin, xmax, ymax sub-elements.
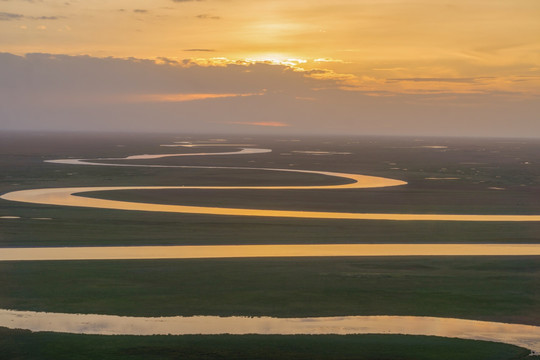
<box><xmin>0</xmin><ymin>328</ymin><xmax>535</xmax><ymax>360</ymax></box>
<box><xmin>1</xmin><ymin>132</ymin><xmax>539</xmax><ymax>247</ymax></box>
<box><xmin>2</xmin><ymin>257</ymin><xmax>540</xmax><ymax>326</ymax></box>
<box><xmin>1</xmin><ymin>132</ymin><xmax>539</xmax><ymax>358</ymax></box>
<box><xmin>3</xmin><ymin>205</ymin><xmax>540</xmax><ymax>246</ymax></box>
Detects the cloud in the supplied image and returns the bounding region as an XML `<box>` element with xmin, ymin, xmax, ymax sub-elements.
<box><xmin>0</xmin><ymin>53</ymin><xmax>538</xmax><ymax>137</ymax></box>
<box><xmin>387</xmin><ymin>77</ymin><xmax>494</xmax><ymax>83</ymax></box>
<box><xmin>34</xmin><ymin>15</ymin><xmax>63</xmax><ymax>20</ymax></box>
<box><xmin>229</xmin><ymin>121</ymin><xmax>289</xmax><ymax>127</ymax></box>
<box><xmin>133</xmin><ymin>9</ymin><xmax>148</xmax><ymax>14</ymax></box>
<box><xmin>0</xmin><ymin>53</ymin><xmax>324</xmax><ymax>104</ymax></box>
<box><xmin>0</xmin><ymin>12</ymin><xmax>23</xmax><ymax>20</ymax></box>
<box><xmin>313</xmin><ymin>58</ymin><xmax>345</xmax><ymax>63</ymax></box>
<box><xmin>196</xmin><ymin>14</ymin><xmax>220</xmax><ymax>20</ymax></box>
<box><xmin>121</xmin><ymin>93</ymin><xmax>261</xmax><ymax>103</ymax></box>
<box><xmin>184</xmin><ymin>49</ymin><xmax>215</xmax><ymax>52</ymax></box>
<box><xmin>155</xmin><ymin>57</ymin><xmax>180</xmax><ymax>65</ymax></box>
<box><xmin>0</xmin><ymin>12</ymin><xmax>64</xmax><ymax>20</ymax></box>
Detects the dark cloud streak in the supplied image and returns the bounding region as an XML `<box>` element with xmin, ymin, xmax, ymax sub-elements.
<box><xmin>196</xmin><ymin>14</ymin><xmax>220</xmax><ymax>20</ymax></box>
<box><xmin>0</xmin><ymin>12</ymin><xmax>23</xmax><ymax>20</ymax></box>
<box><xmin>184</xmin><ymin>49</ymin><xmax>215</xmax><ymax>52</ymax></box>
<box><xmin>0</xmin><ymin>12</ymin><xmax>64</xmax><ymax>20</ymax></box>
<box><xmin>33</xmin><ymin>15</ymin><xmax>63</xmax><ymax>20</ymax></box>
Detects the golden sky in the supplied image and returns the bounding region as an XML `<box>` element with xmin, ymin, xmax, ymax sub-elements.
<box><xmin>1</xmin><ymin>0</ymin><xmax>539</xmax><ymax>135</ymax></box>
<box><xmin>2</xmin><ymin>0</ymin><xmax>539</xmax><ymax>94</ymax></box>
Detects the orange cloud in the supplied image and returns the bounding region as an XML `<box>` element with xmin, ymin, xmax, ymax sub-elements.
<box><xmin>125</xmin><ymin>93</ymin><xmax>260</xmax><ymax>103</ymax></box>
<box><xmin>229</xmin><ymin>121</ymin><xmax>290</xmax><ymax>127</ymax></box>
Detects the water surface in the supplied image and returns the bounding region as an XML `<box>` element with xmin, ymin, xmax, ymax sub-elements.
<box><xmin>1</xmin><ymin>310</ymin><xmax>539</xmax><ymax>352</ymax></box>
<box><xmin>2</xmin><ymin>244</ymin><xmax>540</xmax><ymax>261</ymax></box>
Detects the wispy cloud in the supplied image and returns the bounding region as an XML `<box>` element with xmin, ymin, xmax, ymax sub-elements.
<box><xmin>124</xmin><ymin>93</ymin><xmax>260</xmax><ymax>103</ymax></box>
<box><xmin>196</xmin><ymin>14</ymin><xmax>220</xmax><ymax>20</ymax></box>
<box><xmin>229</xmin><ymin>121</ymin><xmax>290</xmax><ymax>127</ymax></box>
<box><xmin>387</xmin><ymin>77</ymin><xmax>494</xmax><ymax>83</ymax></box>
<box><xmin>0</xmin><ymin>12</ymin><xmax>23</xmax><ymax>21</ymax></box>
<box><xmin>184</xmin><ymin>49</ymin><xmax>215</xmax><ymax>52</ymax></box>
<box><xmin>0</xmin><ymin>12</ymin><xmax>64</xmax><ymax>21</ymax></box>
<box><xmin>35</xmin><ymin>15</ymin><xmax>63</xmax><ymax>20</ymax></box>
<box><xmin>313</xmin><ymin>58</ymin><xmax>345</xmax><ymax>63</ymax></box>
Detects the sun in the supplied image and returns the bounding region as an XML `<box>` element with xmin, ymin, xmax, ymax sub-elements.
<box><xmin>245</xmin><ymin>53</ymin><xmax>308</xmax><ymax>68</ymax></box>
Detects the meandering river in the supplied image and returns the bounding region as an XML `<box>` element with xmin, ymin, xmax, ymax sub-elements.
<box><xmin>2</xmin><ymin>147</ymin><xmax>539</xmax><ymax>221</ymax></box>
<box><xmin>1</xmin><ymin>142</ymin><xmax>540</xmax><ymax>352</ymax></box>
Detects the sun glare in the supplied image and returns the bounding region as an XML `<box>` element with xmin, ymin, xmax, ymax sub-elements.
<box><xmin>244</xmin><ymin>54</ymin><xmax>308</xmax><ymax>68</ymax></box>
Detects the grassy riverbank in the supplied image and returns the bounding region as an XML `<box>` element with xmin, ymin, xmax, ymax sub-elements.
<box><xmin>2</xmin><ymin>257</ymin><xmax>539</xmax><ymax>326</ymax></box>
<box><xmin>0</xmin><ymin>328</ymin><xmax>535</xmax><ymax>360</ymax></box>
<box><xmin>3</xmin><ymin>205</ymin><xmax>540</xmax><ymax>247</ymax></box>
<box><xmin>1</xmin><ymin>132</ymin><xmax>539</xmax><ymax>248</ymax></box>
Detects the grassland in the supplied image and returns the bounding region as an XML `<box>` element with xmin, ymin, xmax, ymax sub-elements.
<box><xmin>1</xmin><ymin>131</ymin><xmax>539</xmax><ymax>358</ymax></box>
<box><xmin>2</xmin><ymin>257</ymin><xmax>539</xmax><ymax>326</ymax></box>
<box><xmin>1</xmin><ymin>132</ymin><xmax>539</xmax><ymax>247</ymax></box>
<box><xmin>1</xmin><ymin>328</ymin><xmax>535</xmax><ymax>360</ymax></box>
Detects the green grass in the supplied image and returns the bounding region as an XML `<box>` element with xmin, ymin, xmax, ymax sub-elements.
<box><xmin>2</xmin><ymin>257</ymin><xmax>539</xmax><ymax>325</ymax></box>
<box><xmin>0</xmin><ymin>328</ymin><xmax>534</xmax><ymax>360</ymax></box>
<box><xmin>2</xmin><ymin>203</ymin><xmax>540</xmax><ymax>247</ymax></box>
<box><xmin>1</xmin><ymin>132</ymin><xmax>539</xmax><ymax>247</ymax></box>
<box><xmin>1</xmin><ymin>132</ymin><xmax>540</xmax><ymax>359</ymax></box>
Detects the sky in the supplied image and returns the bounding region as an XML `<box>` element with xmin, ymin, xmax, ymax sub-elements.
<box><xmin>0</xmin><ymin>0</ymin><xmax>539</xmax><ymax>136</ymax></box>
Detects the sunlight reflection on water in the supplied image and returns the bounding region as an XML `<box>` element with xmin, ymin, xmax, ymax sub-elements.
<box><xmin>2</xmin><ymin>244</ymin><xmax>540</xmax><ymax>261</ymax></box>
<box><xmin>0</xmin><ymin>310</ymin><xmax>539</xmax><ymax>352</ymax></box>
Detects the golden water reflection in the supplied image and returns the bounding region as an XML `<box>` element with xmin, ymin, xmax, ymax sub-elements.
<box><xmin>0</xmin><ymin>310</ymin><xmax>539</xmax><ymax>352</ymax></box>
<box><xmin>4</xmin><ymin>146</ymin><xmax>539</xmax><ymax>221</ymax></box>
<box><xmin>2</xmin><ymin>244</ymin><xmax>540</xmax><ymax>261</ymax></box>
<box><xmin>2</xmin><ymin>146</ymin><xmax>540</xmax><ymax>353</ymax></box>
<box><xmin>4</xmin><ymin>184</ymin><xmax>540</xmax><ymax>221</ymax></box>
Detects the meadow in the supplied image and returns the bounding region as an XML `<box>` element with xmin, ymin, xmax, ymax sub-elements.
<box><xmin>1</xmin><ymin>131</ymin><xmax>539</xmax><ymax>359</ymax></box>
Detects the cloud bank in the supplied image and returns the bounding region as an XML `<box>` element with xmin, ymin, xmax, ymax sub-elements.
<box><xmin>0</xmin><ymin>53</ymin><xmax>539</xmax><ymax>137</ymax></box>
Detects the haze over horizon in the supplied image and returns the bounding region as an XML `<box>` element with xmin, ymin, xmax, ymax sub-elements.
<box><xmin>1</xmin><ymin>0</ymin><xmax>539</xmax><ymax>137</ymax></box>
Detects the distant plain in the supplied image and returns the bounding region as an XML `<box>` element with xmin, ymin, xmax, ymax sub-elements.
<box><xmin>1</xmin><ymin>131</ymin><xmax>539</xmax><ymax>359</ymax></box>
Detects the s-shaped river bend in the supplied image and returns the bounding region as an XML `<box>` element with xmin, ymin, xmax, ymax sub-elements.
<box><xmin>3</xmin><ymin>147</ymin><xmax>540</xmax><ymax>222</ymax></box>
<box><xmin>1</xmin><ymin>144</ymin><xmax>540</xmax><ymax>353</ymax></box>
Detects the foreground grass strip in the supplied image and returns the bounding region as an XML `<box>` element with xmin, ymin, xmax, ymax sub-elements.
<box><xmin>0</xmin><ymin>328</ymin><xmax>535</xmax><ymax>360</ymax></box>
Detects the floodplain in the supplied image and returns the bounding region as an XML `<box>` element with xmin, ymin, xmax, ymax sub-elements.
<box><xmin>1</xmin><ymin>131</ymin><xmax>539</xmax><ymax>359</ymax></box>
